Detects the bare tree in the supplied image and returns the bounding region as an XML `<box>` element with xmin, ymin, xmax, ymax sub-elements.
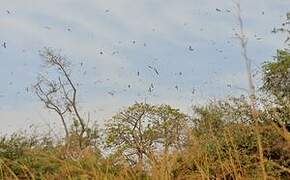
<box><xmin>234</xmin><ymin>2</ymin><xmax>266</xmax><ymax>179</ymax></box>
<box><xmin>33</xmin><ymin>48</ymin><xmax>88</xmax><ymax>149</ymax></box>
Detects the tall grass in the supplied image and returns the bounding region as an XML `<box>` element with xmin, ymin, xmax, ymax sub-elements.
<box><xmin>1</xmin><ymin>117</ymin><xmax>290</xmax><ymax>179</ymax></box>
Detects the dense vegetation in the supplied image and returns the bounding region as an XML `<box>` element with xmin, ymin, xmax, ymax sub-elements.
<box><xmin>1</xmin><ymin>11</ymin><xmax>290</xmax><ymax>180</ymax></box>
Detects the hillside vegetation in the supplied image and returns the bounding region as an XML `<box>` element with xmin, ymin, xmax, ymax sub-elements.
<box><xmin>1</xmin><ymin>10</ymin><xmax>290</xmax><ymax>180</ymax></box>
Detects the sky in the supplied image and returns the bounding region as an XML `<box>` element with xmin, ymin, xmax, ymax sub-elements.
<box><xmin>0</xmin><ymin>0</ymin><xmax>289</xmax><ymax>134</ymax></box>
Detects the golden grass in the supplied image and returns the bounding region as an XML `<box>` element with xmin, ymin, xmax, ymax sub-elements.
<box><xmin>1</xmin><ymin>122</ymin><xmax>290</xmax><ymax>179</ymax></box>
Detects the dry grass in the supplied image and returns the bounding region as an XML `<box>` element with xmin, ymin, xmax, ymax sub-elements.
<box><xmin>2</xmin><ymin>121</ymin><xmax>290</xmax><ymax>179</ymax></box>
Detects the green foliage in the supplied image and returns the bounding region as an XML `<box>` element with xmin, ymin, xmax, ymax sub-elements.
<box><xmin>105</xmin><ymin>103</ymin><xmax>156</xmax><ymax>163</ymax></box>
<box><xmin>262</xmin><ymin>50</ymin><xmax>290</xmax><ymax>100</ymax></box>
<box><xmin>0</xmin><ymin>132</ymin><xmax>53</xmax><ymax>160</ymax></box>
<box><xmin>1</xmin><ymin>97</ymin><xmax>290</xmax><ymax>179</ymax></box>
<box><xmin>105</xmin><ymin>103</ymin><xmax>189</xmax><ymax>165</ymax></box>
<box><xmin>3</xmin><ymin>12</ymin><xmax>290</xmax><ymax>177</ymax></box>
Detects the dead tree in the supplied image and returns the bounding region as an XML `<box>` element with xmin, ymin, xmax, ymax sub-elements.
<box><xmin>33</xmin><ymin>48</ymin><xmax>87</xmax><ymax>148</ymax></box>
<box><xmin>234</xmin><ymin>2</ymin><xmax>266</xmax><ymax>179</ymax></box>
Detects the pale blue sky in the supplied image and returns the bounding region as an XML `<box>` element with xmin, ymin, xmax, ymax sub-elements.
<box><xmin>0</xmin><ymin>0</ymin><xmax>289</xmax><ymax>134</ymax></box>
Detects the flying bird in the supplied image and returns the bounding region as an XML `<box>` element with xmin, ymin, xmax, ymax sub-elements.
<box><xmin>148</xmin><ymin>65</ymin><xmax>159</xmax><ymax>76</ymax></box>
<box><xmin>188</xmin><ymin>46</ymin><xmax>194</xmax><ymax>51</ymax></box>
<box><xmin>108</xmin><ymin>91</ymin><xmax>115</xmax><ymax>96</ymax></box>
<box><xmin>2</xmin><ymin>42</ymin><xmax>7</xmax><ymax>48</ymax></box>
<box><xmin>216</xmin><ymin>8</ymin><xmax>222</xmax><ymax>12</ymax></box>
<box><xmin>153</xmin><ymin>68</ymin><xmax>159</xmax><ymax>76</ymax></box>
<box><xmin>192</xmin><ymin>88</ymin><xmax>196</xmax><ymax>95</ymax></box>
<box><xmin>148</xmin><ymin>87</ymin><xmax>153</xmax><ymax>93</ymax></box>
<box><xmin>175</xmin><ymin>85</ymin><xmax>179</xmax><ymax>91</ymax></box>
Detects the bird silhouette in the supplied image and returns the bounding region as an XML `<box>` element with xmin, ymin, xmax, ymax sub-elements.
<box><xmin>192</xmin><ymin>88</ymin><xmax>196</xmax><ymax>95</ymax></box>
<box><xmin>148</xmin><ymin>66</ymin><xmax>159</xmax><ymax>76</ymax></box>
<box><xmin>175</xmin><ymin>85</ymin><xmax>179</xmax><ymax>91</ymax></box>
<box><xmin>148</xmin><ymin>87</ymin><xmax>152</xmax><ymax>93</ymax></box>
<box><xmin>153</xmin><ymin>68</ymin><xmax>159</xmax><ymax>76</ymax></box>
<box><xmin>2</xmin><ymin>42</ymin><xmax>7</xmax><ymax>48</ymax></box>
<box><xmin>188</xmin><ymin>46</ymin><xmax>194</xmax><ymax>51</ymax></box>
<box><xmin>108</xmin><ymin>91</ymin><xmax>115</xmax><ymax>96</ymax></box>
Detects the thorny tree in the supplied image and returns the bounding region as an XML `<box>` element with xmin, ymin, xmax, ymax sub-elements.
<box><xmin>33</xmin><ymin>48</ymin><xmax>97</xmax><ymax>150</ymax></box>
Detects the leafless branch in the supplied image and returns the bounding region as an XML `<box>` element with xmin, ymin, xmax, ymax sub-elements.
<box><xmin>34</xmin><ymin>48</ymin><xmax>88</xmax><ymax>149</ymax></box>
<box><xmin>234</xmin><ymin>1</ymin><xmax>267</xmax><ymax>179</ymax></box>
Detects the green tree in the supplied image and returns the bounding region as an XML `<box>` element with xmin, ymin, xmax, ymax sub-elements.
<box><xmin>262</xmin><ymin>12</ymin><xmax>290</xmax><ymax>128</ymax></box>
<box><xmin>105</xmin><ymin>103</ymin><xmax>189</xmax><ymax>165</ymax></box>
<box><xmin>150</xmin><ymin>104</ymin><xmax>189</xmax><ymax>155</ymax></box>
<box><xmin>262</xmin><ymin>50</ymin><xmax>290</xmax><ymax>101</ymax></box>
<box><xmin>262</xmin><ymin>50</ymin><xmax>290</xmax><ymax>128</ymax></box>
